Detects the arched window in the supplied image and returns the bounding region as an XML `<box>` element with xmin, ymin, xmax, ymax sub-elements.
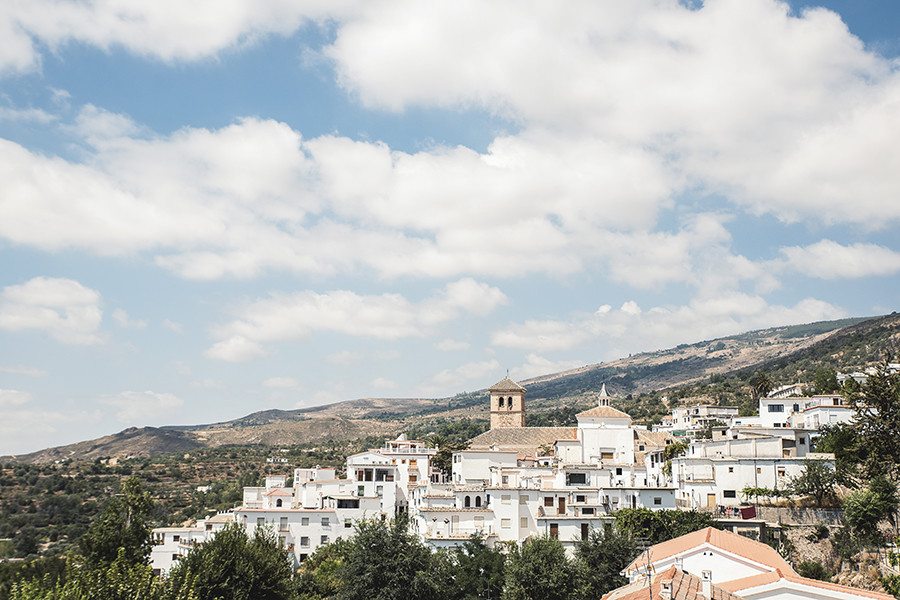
<box><xmin>465</xmin><ymin>495</ymin><xmax>471</xmax><ymax>508</ymax></box>
<box><xmin>507</xmin><ymin>397</ymin><xmax>513</xmax><ymax>410</ymax></box>
<box><xmin>498</xmin><ymin>397</ymin><xmax>505</xmax><ymax>408</ymax></box>
<box><xmin>276</xmin><ymin>498</ymin><xmax>282</xmax><ymax>507</ymax></box>
<box><xmin>475</xmin><ymin>496</ymin><xmax>482</xmax><ymax>508</ymax></box>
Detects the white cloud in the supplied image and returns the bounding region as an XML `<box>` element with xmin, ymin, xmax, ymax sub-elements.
<box><xmin>0</xmin><ymin>365</ymin><xmax>48</xmax><ymax>377</ymax></box>
<box><xmin>436</xmin><ymin>339</ymin><xmax>470</xmax><ymax>351</ymax></box>
<box><xmin>422</xmin><ymin>359</ymin><xmax>501</xmax><ymax>395</ymax></box>
<box><xmin>370</xmin><ymin>377</ymin><xmax>397</xmax><ymax>390</ymax></box>
<box><xmin>0</xmin><ymin>389</ymin><xmax>31</xmax><ymax>407</ymax></box>
<box><xmin>0</xmin><ymin>277</ymin><xmax>103</xmax><ymax>344</ymax></box>
<box><xmin>263</xmin><ymin>377</ymin><xmax>299</xmax><ymax>389</ymax></box>
<box><xmin>98</xmin><ymin>390</ymin><xmax>183</xmax><ymax>424</ymax></box>
<box><xmin>204</xmin><ymin>335</ymin><xmax>266</xmax><ymax>363</ymax></box>
<box><xmin>163</xmin><ymin>319</ymin><xmax>184</xmax><ymax>333</ymax></box>
<box><xmin>779</xmin><ymin>240</ymin><xmax>900</xmax><ymax>279</ymax></box>
<box><xmin>512</xmin><ymin>354</ymin><xmax>584</xmax><ymax>381</ymax></box>
<box><xmin>206</xmin><ymin>280</ymin><xmax>507</xmax><ymax>360</ymax></box>
<box><xmin>492</xmin><ymin>295</ymin><xmax>846</xmax><ymax>356</ymax></box>
<box><xmin>113</xmin><ymin>308</ymin><xmax>147</xmax><ymax>329</ymax></box>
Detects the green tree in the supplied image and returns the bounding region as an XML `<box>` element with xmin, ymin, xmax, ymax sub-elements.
<box><xmin>614</xmin><ymin>509</ymin><xmax>718</xmax><ymax>544</ymax></box>
<box><xmin>503</xmin><ymin>536</ymin><xmax>574</xmax><ymax>600</ymax></box>
<box><xmin>749</xmin><ymin>372</ymin><xmax>774</xmax><ymax>400</ymax></box>
<box><xmin>813</xmin><ymin>423</ymin><xmax>862</xmax><ymax>485</ymax></box>
<box><xmin>448</xmin><ymin>534</ymin><xmax>506</xmax><ymax>600</ymax></box>
<box><xmin>812</xmin><ymin>368</ymin><xmax>840</xmax><ymax>394</ymax></box>
<box><xmin>789</xmin><ymin>459</ymin><xmax>838</xmax><ymax>507</ymax></box>
<box><xmin>336</xmin><ymin>516</ymin><xmax>447</xmax><ymax>600</ymax></box>
<box><xmin>165</xmin><ymin>521</ymin><xmax>296</xmax><ymax>600</ymax></box>
<box><xmin>573</xmin><ymin>526</ymin><xmax>636</xmax><ymax>599</ymax></box>
<box><xmin>295</xmin><ymin>538</ymin><xmax>349</xmax><ymax>600</ymax></box>
<box><xmin>849</xmin><ymin>361</ymin><xmax>900</xmax><ymax>480</ymax></box>
<box><xmin>796</xmin><ymin>560</ymin><xmax>831</xmax><ymax>581</ymax></box>
<box><xmin>843</xmin><ymin>477</ymin><xmax>899</xmax><ymax>543</ymax></box>
<box><xmin>78</xmin><ymin>476</ymin><xmax>154</xmax><ymax>567</ymax></box>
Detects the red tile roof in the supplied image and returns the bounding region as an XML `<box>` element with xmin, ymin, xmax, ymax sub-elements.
<box><xmin>720</xmin><ymin>568</ymin><xmax>896</xmax><ymax>600</ymax></box>
<box><xmin>603</xmin><ymin>566</ymin><xmax>743</xmax><ymax>600</ymax></box>
<box><xmin>624</xmin><ymin>527</ymin><xmax>795</xmax><ymax>575</ymax></box>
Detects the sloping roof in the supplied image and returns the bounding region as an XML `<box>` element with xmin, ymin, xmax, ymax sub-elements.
<box><xmin>489</xmin><ymin>377</ymin><xmax>526</xmax><ymax>392</ymax></box>
<box><xmin>467</xmin><ymin>427</ymin><xmax>577</xmax><ymax>455</ymax></box>
<box><xmin>577</xmin><ymin>405</ymin><xmax>632</xmax><ymax>419</ymax></box>
<box><xmin>625</xmin><ymin>527</ymin><xmax>795</xmax><ymax>575</ymax></box>
<box><xmin>264</xmin><ymin>488</ymin><xmax>293</xmax><ymax>496</ymax></box>
<box><xmin>603</xmin><ymin>566</ymin><xmax>743</xmax><ymax>600</ymax></box>
<box><xmin>635</xmin><ymin>429</ymin><xmax>674</xmax><ymax>448</ymax></box>
<box><xmin>720</xmin><ymin>568</ymin><xmax>896</xmax><ymax>600</ymax></box>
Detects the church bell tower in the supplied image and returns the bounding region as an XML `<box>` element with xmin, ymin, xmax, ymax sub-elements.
<box><xmin>489</xmin><ymin>377</ymin><xmax>526</xmax><ymax>428</ymax></box>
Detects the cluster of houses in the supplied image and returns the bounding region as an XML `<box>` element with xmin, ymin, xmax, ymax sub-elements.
<box><xmin>150</xmin><ymin>376</ymin><xmax>886</xmax><ymax>600</ymax></box>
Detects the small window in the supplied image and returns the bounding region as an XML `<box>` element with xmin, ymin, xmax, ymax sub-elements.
<box><xmin>519</xmin><ymin>495</ymin><xmax>528</xmax><ymax>505</ymax></box>
<box><xmin>300</xmin><ymin>536</ymin><xmax>309</xmax><ymax>547</ymax></box>
<box><xmin>583</xmin><ymin>507</ymin><xmax>595</xmax><ymax>515</ymax></box>
<box><xmin>723</xmin><ymin>490</ymin><xmax>736</xmax><ymax>498</ymax></box>
<box><xmin>474</xmin><ymin>516</ymin><xmax>484</xmax><ymax>529</ymax></box>
<box><xmin>576</xmin><ymin>495</ymin><xmax>586</xmax><ymax>503</ymax></box>
<box><xmin>502</xmin><ymin>475</ymin><xmax>509</xmax><ymax>485</ymax></box>
<box><xmin>257</xmin><ymin>517</ymin><xmax>265</xmax><ymax>526</ymax></box>
<box><xmin>173</xmin><ymin>535</ymin><xmax>180</xmax><ymax>542</ymax></box>
<box><xmin>520</xmin><ymin>517</ymin><xmax>528</xmax><ymax>528</ymax></box>
<box><xmin>501</xmin><ymin>518</ymin><xmax>511</xmax><ymax>529</ymax></box>
<box><xmin>321</xmin><ymin>517</ymin><xmax>329</xmax><ymax>527</ymax></box>
<box><xmin>502</xmin><ymin>495</ymin><xmax>511</xmax><ymax>504</ymax></box>
<box><xmin>301</xmin><ymin>517</ymin><xmax>309</xmax><ymax>526</ymax></box>
<box><xmin>653</xmin><ymin>497</ymin><xmax>662</xmax><ymax>505</ymax></box>
<box><xmin>799</xmin><ymin>437</ymin><xmax>806</xmax><ymax>445</ymax></box>
<box><xmin>728</xmin><ymin>467</ymin><xmax>734</xmax><ymax>473</ymax></box>
<box><xmin>475</xmin><ymin>496</ymin><xmax>482</xmax><ymax>508</ymax></box>
<box><xmin>768</xmin><ymin>404</ymin><xmax>784</xmax><ymax>413</ymax></box>
<box><xmin>756</xmin><ymin>467</ymin><xmax>761</xmax><ymax>474</ymax></box>
<box><xmin>358</xmin><ymin>485</ymin><xmax>365</xmax><ymax>496</ymax></box>
<box><xmin>544</xmin><ymin>496</ymin><xmax>554</xmax><ymax>507</ymax></box>
<box><xmin>615</xmin><ymin>468</ymin><xmax>623</xmax><ymax>476</ymax></box>
<box><xmin>344</xmin><ymin>518</ymin><xmax>352</xmax><ymax>528</ymax></box>
<box><xmin>568</xmin><ymin>473</ymin><xmax>587</xmax><ymax>485</ymax></box>
<box><xmin>276</xmin><ymin>498</ymin><xmax>282</xmax><ymax>507</ymax></box>
<box><xmin>321</xmin><ymin>535</ymin><xmax>329</xmax><ymax>544</ymax></box>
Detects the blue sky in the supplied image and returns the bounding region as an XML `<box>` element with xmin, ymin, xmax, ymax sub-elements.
<box><xmin>1</xmin><ymin>0</ymin><xmax>899</xmax><ymax>455</ymax></box>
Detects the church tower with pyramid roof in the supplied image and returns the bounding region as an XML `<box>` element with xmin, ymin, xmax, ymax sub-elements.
<box><xmin>489</xmin><ymin>377</ymin><xmax>526</xmax><ymax>428</ymax></box>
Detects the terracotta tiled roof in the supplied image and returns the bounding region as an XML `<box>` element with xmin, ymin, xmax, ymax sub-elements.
<box><xmin>624</xmin><ymin>527</ymin><xmax>795</xmax><ymax>575</ymax></box>
<box><xmin>720</xmin><ymin>568</ymin><xmax>896</xmax><ymax>600</ymax></box>
<box><xmin>577</xmin><ymin>405</ymin><xmax>632</xmax><ymax>419</ymax></box>
<box><xmin>635</xmin><ymin>429</ymin><xmax>674</xmax><ymax>447</ymax></box>
<box><xmin>603</xmin><ymin>566</ymin><xmax>743</xmax><ymax>600</ymax></box>
<box><xmin>489</xmin><ymin>377</ymin><xmax>526</xmax><ymax>392</ymax></box>
<box><xmin>467</xmin><ymin>427</ymin><xmax>577</xmax><ymax>455</ymax></box>
<box><xmin>264</xmin><ymin>488</ymin><xmax>293</xmax><ymax>496</ymax></box>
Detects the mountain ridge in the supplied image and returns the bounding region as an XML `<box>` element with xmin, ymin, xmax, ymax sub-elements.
<box><xmin>5</xmin><ymin>313</ymin><xmax>896</xmax><ymax>464</ymax></box>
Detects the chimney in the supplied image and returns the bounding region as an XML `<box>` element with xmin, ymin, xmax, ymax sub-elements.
<box><xmin>660</xmin><ymin>579</ymin><xmax>673</xmax><ymax>600</ymax></box>
<box><xmin>701</xmin><ymin>570</ymin><xmax>712</xmax><ymax>599</ymax></box>
<box><xmin>674</xmin><ymin>556</ymin><xmax>684</xmax><ymax>571</ymax></box>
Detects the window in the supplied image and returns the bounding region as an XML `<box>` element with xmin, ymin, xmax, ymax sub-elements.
<box><xmin>475</xmin><ymin>496</ymin><xmax>482</xmax><ymax>508</ymax></box>
<box><xmin>768</xmin><ymin>404</ymin><xmax>784</xmax><ymax>413</ymax></box>
<box><xmin>257</xmin><ymin>517</ymin><xmax>265</xmax><ymax>526</ymax></box>
<box><xmin>321</xmin><ymin>535</ymin><xmax>329</xmax><ymax>544</ymax></box>
<box><xmin>376</xmin><ymin>485</ymin><xmax>384</xmax><ymax>497</ymax></box>
<box><xmin>793</xmin><ymin>404</ymin><xmax>800</xmax><ymax>412</ymax></box>
<box><xmin>358</xmin><ymin>485</ymin><xmax>365</xmax><ymax>496</ymax></box>
<box><xmin>728</xmin><ymin>467</ymin><xmax>734</xmax><ymax>473</ymax></box>
<box><xmin>615</xmin><ymin>468</ymin><xmax>623</xmax><ymax>476</ymax></box>
<box><xmin>544</xmin><ymin>497</ymin><xmax>554</xmax><ymax>507</ymax></box>
<box><xmin>502</xmin><ymin>494</ymin><xmax>511</xmax><ymax>505</ymax></box>
<box><xmin>474</xmin><ymin>516</ymin><xmax>484</xmax><ymax>529</ymax></box>
<box><xmin>321</xmin><ymin>517</ymin><xmax>329</xmax><ymax>527</ymax></box>
<box><xmin>568</xmin><ymin>473</ymin><xmax>587</xmax><ymax>485</ymax></box>
<box><xmin>498</xmin><ymin>397</ymin><xmax>504</xmax><ymax>408</ymax></box>
<box><xmin>723</xmin><ymin>490</ymin><xmax>736</xmax><ymax>498</ymax></box>
<box><xmin>521</xmin><ymin>517</ymin><xmax>528</xmax><ymax>528</ymax></box>
<box><xmin>501</xmin><ymin>519</ymin><xmax>511</xmax><ymax>529</ymax></box>
<box><xmin>300</xmin><ymin>536</ymin><xmax>309</xmax><ymax>547</ymax></box>
<box><xmin>756</xmin><ymin>467</ymin><xmax>761</xmax><ymax>474</ymax></box>
<box><xmin>777</xmin><ymin>467</ymin><xmax>786</xmax><ymax>477</ymax></box>
<box><xmin>280</xmin><ymin>517</ymin><xmax>288</xmax><ymax>532</ymax></box>
<box><xmin>276</xmin><ymin>499</ymin><xmax>282</xmax><ymax>507</ymax></box>
<box><xmin>639</xmin><ymin>445</ymin><xmax>645</xmax><ymax>451</ymax></box>
<box><xmin>653</xmin><ymin>497</ymin><xmax>662</xmax><ymax>505</ymax></box>
<box><xmin>576</xmin><ymin>495</ymin><xmax>586</xmax><ymax>503</ymax></box>
<box><xmin>301</xmin><ymin>517</ymin><xmax>309</xmax><ymax>526</ymax></box>
<box><xmin>173</xmin><ymin>535</ymin><xmax>180</xmax><ymax>542</ymax></box>
<box><xmin>465</xmin><ymin>496</ymin><xmax>471</xmax><ymax>508</ymax></box>
<box><xmin>345</xmin><ymin>518</ymin><xmax>352</xmax><ymax>528</ymax></box>
<box><xmin>519</xmin><ymin>495</ymin><xmax>528</xmax><ymax>505</ymax></box>
<box><xmin>601</xmin><ymin>452</ymin><xmax>614</xmax><ymax>460</ymax></box>
<box><xmin>409</xmin><ymin>473</ymin><xmax>417</xmax><ymax>483</ymax></box>
<box><xmin>502</xmin><ymin>475</ymin><xmax>509</xmax><ymax>485</ymax></box>
<box><xmin>583</xmin><ymin>507</ymin><xmax>595</xmax><ymax>515</ymax></box>
<box><xmin>549</xmin><ymin>523</ymin><xmax>559</xmax><ymax>539</ymax></box>
<box><xmin>799</xmin><ymin>437</ymin><xmax>806</xmax><ymax>445</ymax></box>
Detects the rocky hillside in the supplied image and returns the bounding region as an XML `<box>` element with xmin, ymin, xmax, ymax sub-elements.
<box><xmin>6</xmin><ymin>313</ymin><xmax>899</xmax><ymax>464</ymax></box>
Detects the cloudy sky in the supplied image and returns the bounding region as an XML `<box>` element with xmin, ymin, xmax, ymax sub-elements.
<box><xmin>1</xmin><ymin>0</ymin><xmax>899</xmax><ymax>455</ymax></box>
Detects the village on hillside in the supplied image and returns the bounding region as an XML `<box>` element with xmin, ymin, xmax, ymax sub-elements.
<box><xmin>149</xmin><ymin>365</ymin><xmax>900</xmax><ymax>600</ymax></box>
